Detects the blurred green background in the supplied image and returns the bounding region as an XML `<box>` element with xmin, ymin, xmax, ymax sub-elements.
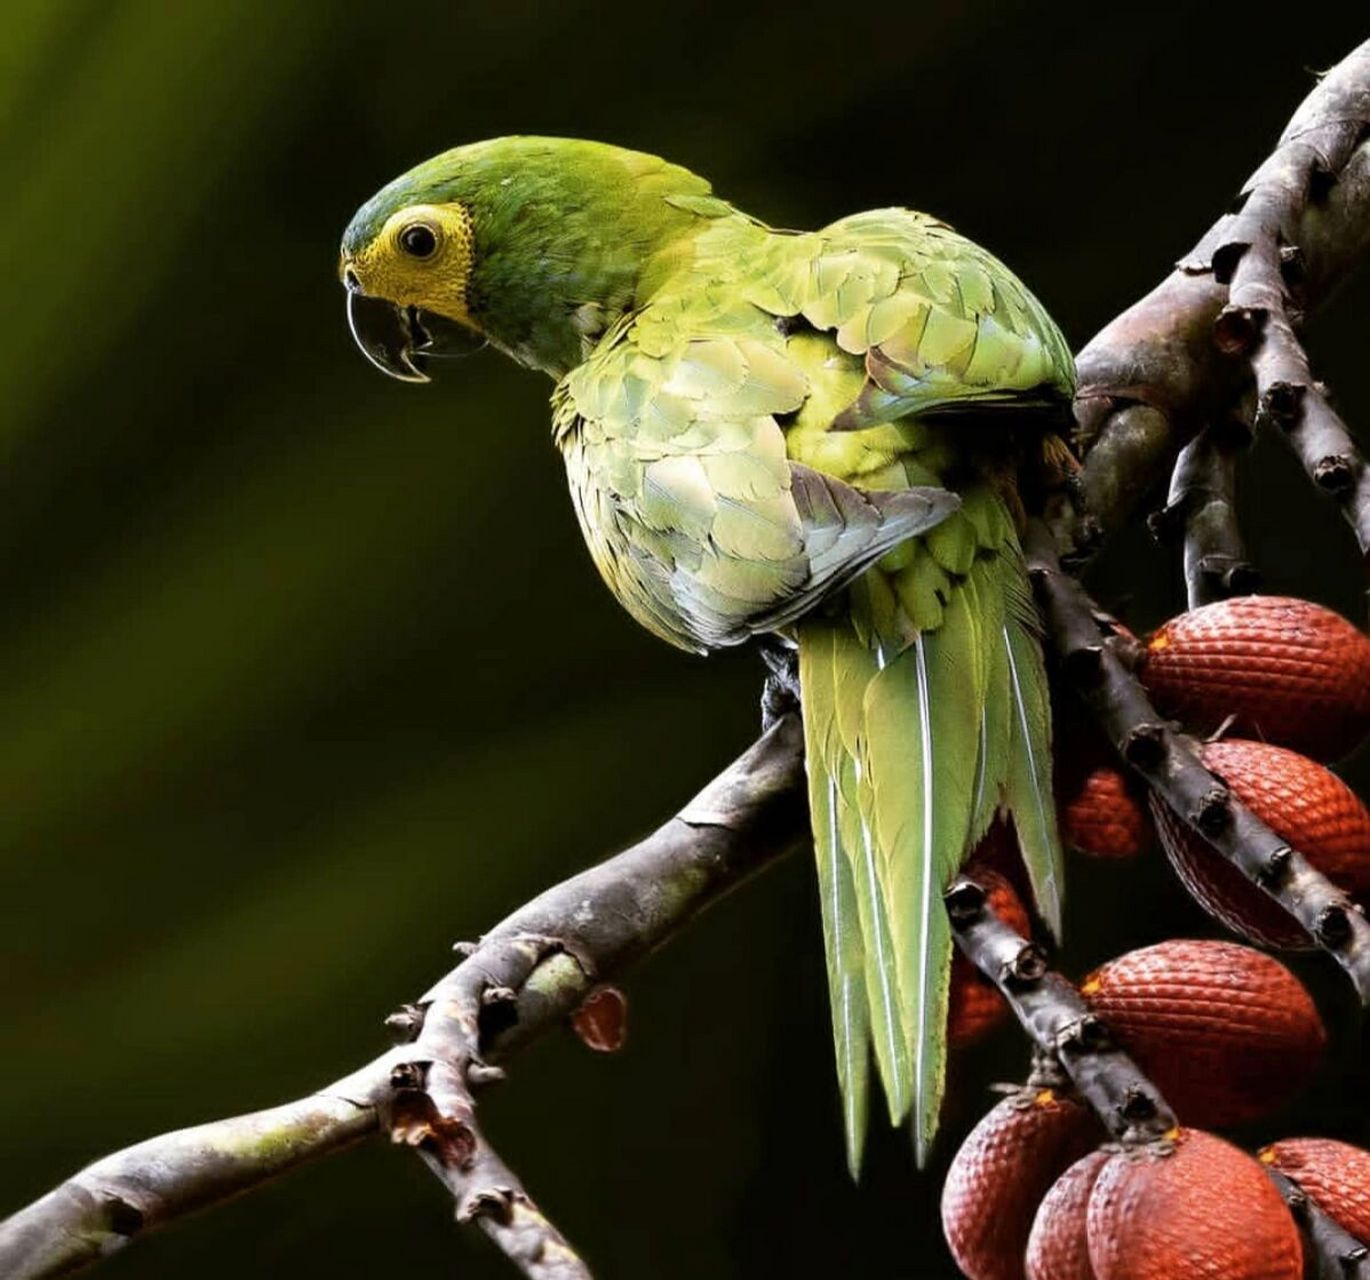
<box><xmin>3</xmin><ymin>4</ymin><xmax>1369</xmax><ymax>1276</ymax></box>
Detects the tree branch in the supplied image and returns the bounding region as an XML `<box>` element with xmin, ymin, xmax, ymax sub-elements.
<box><xmin>0</xmin><ymin>1097</ymin><xmax>376</xmax><ymax>1280</ymax></box>
<box><xmin>1054</xmin><ymin>39</ymin><xmax>1370</xmax><ymax>562</ymax></box>
<box><xmin>944</xmin><ymin>876</ymin><xmax>1175</xmax><ymax>1145</ymax></box>
<box><xmin>1147</xmin><ymin>419</ymin><xmax>1260</xmax><ymax>609</ymax></box>
<box><xmin>0</xmin><ymin>718</ymin><xmax>808</xmax><ymax>1280</ymax></box>
<box><xmin>1214</xmin><ymin>53</ymin><xmax>1370</xmax><ymax>561</ymax></box>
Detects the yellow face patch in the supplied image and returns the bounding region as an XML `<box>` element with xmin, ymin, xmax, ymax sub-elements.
<box><xmin>341</xmin><ymin>201</ymin><xmax>476</xmax><ymax>328</ymax></box>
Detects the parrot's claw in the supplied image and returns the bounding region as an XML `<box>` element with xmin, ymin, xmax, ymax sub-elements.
<box><xmin>759</xmin><ymin>638</ymin><xmax>801</xmax><ymax>731</ymax></box>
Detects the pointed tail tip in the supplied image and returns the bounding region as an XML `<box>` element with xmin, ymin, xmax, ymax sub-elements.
<box><xmin>913</xmin><ymin>1137</ymin><xmax>933</xmax><ymax>1171</ymax></box>
<box><xmin>1028</xmin><ymin>867</ymin><xmax>1064</xmax><ymax>941</ymax></box>
<box><xmin>912</xmin><ymin>1111</ymin><xmax>940</xmax><ymax>1171</ymax></box>
<box><xmin>844</xmin><ymin>1140</ymin><xmax>864</xmax><ymax>1184</ymax></box>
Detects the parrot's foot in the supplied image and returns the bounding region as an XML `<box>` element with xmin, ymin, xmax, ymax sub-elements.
<box><xmin>758</xmin><ymin>638</ymin><xmax>800</xmax><ymax>731</ymax></box>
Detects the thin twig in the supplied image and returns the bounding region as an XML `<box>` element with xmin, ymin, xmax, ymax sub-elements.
<box><xmin>1025</xmin><ymin>521</ymin><xmax>1370</xmax><ymax>1000</ymax></box>
<box><xmin>387</xmin><ymin>935</ymin><xmax>592</xmax><ymax>1280</ymax></box>
<box><xmin>0</xmin><ymin>717</ymin><xmax>808</xmax><ymax>1280</ymax></box>
<box><xmin>944</xmin><ymin>876</ymin><xmax>1175</xmax><ymax>1145</ymax></box>
<box><xmin>1148</xmin><ymin>419</ymin><xmax>1260</xmax><ymax>609</ymax></box>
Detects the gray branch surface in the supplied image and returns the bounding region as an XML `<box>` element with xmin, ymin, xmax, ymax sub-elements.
<box><xmin>1055</xmin><ymin>38</ymin><xmax>1370</xmax><ymax>561</ymax></box>
<box><xmin>1148</xmin><ymin>420</ymin><xmax>1260</xmax><ymax>609</ymax></box>
<box><xmin>6</xmin><ymin>36</ymin><xmax>1370</xmax><ymax>1280</ymax></box>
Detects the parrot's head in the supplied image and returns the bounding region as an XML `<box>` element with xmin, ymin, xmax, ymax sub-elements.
<box><xmin>340</xmin><ymin>136</ymin><xmax>716</xmax><ymax>381</ymax></box>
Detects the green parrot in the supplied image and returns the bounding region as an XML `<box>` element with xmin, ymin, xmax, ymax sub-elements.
<box><xmin>341</xmin><ymin>137</ymin><xmax>1074</xmax><ymax>1171</ymax></box>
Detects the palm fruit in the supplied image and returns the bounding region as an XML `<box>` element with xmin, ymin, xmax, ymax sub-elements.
<box><xmin>1026</xmin><ymin>1149</ymin><xmax>1109</xmax><ymax>1280</ymax></box>
<box><xmin>1087</xmin><ymin>1129</ymin><xmax>1302</xmax><ymax>1280</ymax></box>
<box><xmin>1259</xmin><ymin>1138</ymin><xmax>1370</xmax><ymax>1239</ymax></box>
<box><xmin>1139</xmin><ymin>596</ymin><xmax>1370</xmax><ymax>761</ymax></box>
<box><xmin>949</xmin><ymin>869</ymin><xmax>1032</xmax><ymax>1048</ymax></box>
<box><xmin>1080</xmin><ymin>940</ymin><xmax>1324</xmax><ymax>1126</ymax></box>
<box><xmin>1058</xmin><ymin>764</ymin><xmax>1150</xmax><ymax>861</ymax></box>
<box><xmin>1053</xmin><ymin>707</ymin><xmax>1151</xmax><ymax>861</ymax></box>
<box><xmin>1150</xmin><ymin>739</ymin><xmax>1370</xmax><ymax>948</ymax></box>
<box><xmin>942</xmin><ymin>1089</ymin><xmax>1104</xmax><ymax>1280</ymax></box>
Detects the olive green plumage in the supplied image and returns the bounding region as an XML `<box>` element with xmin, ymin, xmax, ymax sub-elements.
<box><xmin>342</xmin><ymin>138</ymin><xmax>1075</xmax><ymax>1174</ymax></box>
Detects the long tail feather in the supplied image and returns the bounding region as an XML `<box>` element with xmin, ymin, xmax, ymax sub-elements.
<box><xmin>999</xmin><ymin>564</ymin><xmax>1064</xmax><ymax>936</ymax></box>
<box><xmin>799</xmin><ymin>628</ymin><xmax>881</xmax><ymax>1172</ymax></box>
<box><xmin>806</xmin><ymin>753</ymin><xmax>871</xmax><ymax>1175</ymax></box>
<box><xmin>796</xmin><ymin>493</ymin><xmax>1063</xmax><ymax>1172</ymax></box>
<box><xmin>863</xmin><ymin>594</ymin><xmax>982</xmax><ymax>1162</ymax></box>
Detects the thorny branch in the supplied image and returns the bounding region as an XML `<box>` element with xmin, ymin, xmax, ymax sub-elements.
<box><xmin>945</xmin><ymin>877</ymin><xmax>1370</xmax><ymax>1278</ymax></box>
<box><xmin>6</xmin><ymin>36</ymin><xmax>1370</xmax><ymax>1280</ymax></box>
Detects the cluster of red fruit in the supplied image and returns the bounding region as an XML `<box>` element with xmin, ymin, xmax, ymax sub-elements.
<box><xmin>948</xmin><ymin>596</ymin><xmax>1370</xmax><ymax>1047</ymax></box>
<box><xmin>940</xmin><ymin>595</ymin><xmax>1370</xmax><ymax>1278</ymax></box>
<box><xmin>1057</xmin><ymin>596</ymin><xmax>1370</xmax><ymax>944</ymax></box>
<box><xmin>942</xmin><ymin>938</ymin><xmax>1367</xmax><ymax>1278</ymax></box>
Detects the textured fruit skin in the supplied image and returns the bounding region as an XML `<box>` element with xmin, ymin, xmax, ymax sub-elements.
<box><xmin>1140</xmin><ymin>596</ymin><xmax>1370</xmax><ymax>761</ymax></box>
<box><xmin>943</xmin><ymin>1090</ymin><xmax>1104</xmax><ymax>1280</ymax></box>
<box><xmin>1081</xmin><ymin>939</ymin><xmax>1324</xmax><ymax>1126</ymax></box>
<box><xmin>949</xmin><ymin>870</ymin><xmax>1031</xmax><ymax>1047</ymax></box>
<box><xmin>1087</xmin><ymin>1129</ymin><xmax>1302</xmax><ymax>1280</ymax></box>
<box><xmin>1027</xmin><ymin>1150</ymin><xmax>1109</xmax><ymax>1280</ymax></box>
<box><xmin>1260</xmin><ymin>1138</ymin><xmax>1370</xmax><ymax>1240</ymax></box>
<box><xmin>1059</xmin><ymin>764</ymin><xmax>1150</xmax><ymax>860</ymax></box>
<box><xmin>1151</xmin><ymin>739</ymin><xmax>1370</xmax><ymax>948</ymax></box>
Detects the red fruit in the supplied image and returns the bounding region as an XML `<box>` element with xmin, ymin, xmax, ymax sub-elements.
<box><xmin>1151</xmin><ymin>739</ymin><xmax>1370</xmax><ymax>948</ymax></box>
<box><xmin>1140</xmin><ymin>596</ymin><xmax>1370</xmax><ymax>761</ymax></box>
<box><xmin>1259</xmin><ymin>1138</ymin><xmax>1370</xmax><ymax>1240</ymax></box>
<box><xmin>1087</xmin><ymin>1129</ymin><xmax>1302</xmax><ymax>1280</ymax></box>
<box><xmin>1027</xmin><ymin>1150</ymin><xmax>1109</xmax><ymax>1280</ymax></box>
<box><xmin>1080</xmin><ymin>940</ymin><xmax>1324</xmax><ymax>1126</ymax></box>
<box><xmin>1059</xmin><ymin>764</ymin><xmax>1151</xmax><ymax>860</ymax></box>
<box><xmin>943</xmin><ymin>1090</ymin><xmax>1104</xmax><ymax>1280</ymax></box>
<box><xmin>949</xmin><ymin>870</ymin><xmax>1032</xmax><ymax>1047</ymax></box>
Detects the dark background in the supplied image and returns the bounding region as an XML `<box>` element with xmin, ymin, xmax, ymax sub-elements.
<box><xmin>3</xmin><ymin>4</ymin><xmax>1369</xmax><ymax>1276</ymax></box>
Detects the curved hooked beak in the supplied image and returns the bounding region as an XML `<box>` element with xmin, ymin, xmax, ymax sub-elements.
<box><xmin>344</xmin><ymin>275</ymin><xmax>483</xmax><ymax>384</ymax></box>
<box><xmin>347</xmin><ymin>291</ymin><xmax>431</xmax><ymax>383</ymax></box>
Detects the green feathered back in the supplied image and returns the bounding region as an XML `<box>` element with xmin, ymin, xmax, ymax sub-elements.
<box><xmin>549</xmin><ymin>201</ymin><xmax>1071</xmax><ymax>1172</ymax></box>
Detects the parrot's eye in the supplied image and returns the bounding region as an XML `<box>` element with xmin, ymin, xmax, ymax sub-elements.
<box><xmin>398</xmin><ymin>223</ymin><xmax>439</xmax><ymax>259</ymax></box>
